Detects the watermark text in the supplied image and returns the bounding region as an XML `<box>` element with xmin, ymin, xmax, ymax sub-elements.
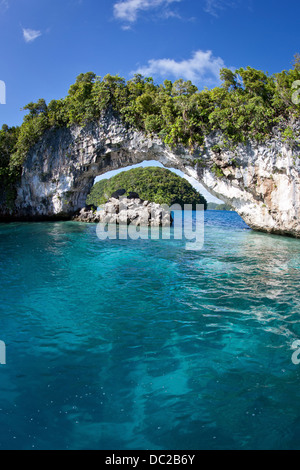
<box><xmin>292</xmin><ymin>80</ymin><xmax>300</xmax><ymax>105</ymax></box>
<box><xmin>291</xmin><ymin>340</ymin><xmax>300</xmax><ymax>365</ymax></box>
<box><xmin>0</xmin><ymin>341</ymin><xmax>6</xmax><ymax>365</ymax></box>
<box><xmin>96</xmin><ymin>203</ymin><xmax>205</xmax><ymax>251</ymax></box>
<box><xmin>0</xmin><ymin>80</ymin><xmax>6</xmax><ymax>105</ymax></box>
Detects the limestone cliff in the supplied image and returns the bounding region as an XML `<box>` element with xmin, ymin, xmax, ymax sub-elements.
<box><xmin>1</xmin><ymin>112</ymin><xmax>300</xmax><ymax>237</ymax></box>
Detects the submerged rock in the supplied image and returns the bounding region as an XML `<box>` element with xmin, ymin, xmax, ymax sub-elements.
<box><xmin>72</xmin><ymin>197</ymin><xmax>173</xmax><ymax>227</ymax></box>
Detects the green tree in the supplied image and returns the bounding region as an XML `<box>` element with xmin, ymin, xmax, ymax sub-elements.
<box><xmin>293</xmin><ymin>53</ymin><xmax>300</xmax><ymax>71</ymax></box>
<box><xmin>1</xmin><ymin>58</ymin><xmax>300</xmax><ymax>210</ymax></box>
<box><xmin>86</xmin><ymin>167</ymin><xmax>207</xmax><ymax>209</ymax></box>
<box><xmin>65</xmin><ymin>72</ymin><xmax>97</xmax><ymax>124</ymax></box>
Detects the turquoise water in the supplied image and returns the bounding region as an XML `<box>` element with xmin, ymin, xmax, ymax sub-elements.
<box><xmin>1</xmin><ymin>211</ymin><xmax>300</xmax><ymax>450</ymax></box>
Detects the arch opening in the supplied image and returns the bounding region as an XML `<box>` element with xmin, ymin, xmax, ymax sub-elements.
<box><xmin>13</xmin><ymin>116</ymin><xmax>299</xmax><ymax>237</ymax></box>
<box><xmin>89</xmin><ymin>160</ymin><xmax>223</xmax><ymax>207</ymax></box>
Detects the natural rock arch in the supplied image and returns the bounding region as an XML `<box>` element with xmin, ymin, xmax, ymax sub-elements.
<box><xmin>7</xmin><ymin>112</ymin><xmax>300</xmax><ymax>237</ymax></box>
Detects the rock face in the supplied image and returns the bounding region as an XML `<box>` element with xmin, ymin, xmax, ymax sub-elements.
<box><xmin>1</xmin><ymin>110</ymin><xmax>300</xmax><ymax>237</ymax></box>
<box><xmin>73</xmin><ymin>196</ymin><xmax>173</xmax><ymax>227</ymax></box>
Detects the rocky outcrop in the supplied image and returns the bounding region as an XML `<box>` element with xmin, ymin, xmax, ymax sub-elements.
<box><xmin>73</xmin><ymin>196</ymin><xmax>173</xmax><ymax>227</ymax></box>
<box><xmin>1</xmin><ymin>111</ymin><xmax>299</xmax><ymax>237</ymax></box>
<box><xmin>200</xmin><ymin>126</ymin><xmax>300</xmax><ymax>237</ymax></box>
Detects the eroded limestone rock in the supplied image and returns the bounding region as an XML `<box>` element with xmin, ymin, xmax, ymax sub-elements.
<box><xmin>72</xmin><ymin>197</ymin><xmax>173</xmax><ymax>227</ymax></box>
<box><xmin>1</xmin><ymin>111</ymin><xmax>299</xmax><ymax>237</ymax></box>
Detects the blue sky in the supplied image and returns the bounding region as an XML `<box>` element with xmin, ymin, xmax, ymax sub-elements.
<box><xmin>0</xmin><ymin>0</ymin><xmax>299</xmax><ymax>202</ymax></box>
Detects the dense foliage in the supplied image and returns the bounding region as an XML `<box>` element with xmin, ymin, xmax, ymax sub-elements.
<box><xmin>1</xmin><ymin>56</ymin><xmax>300</xmax><ymax>204</ymax></box>
<box><xmin>207</xmin><ymin>202</ymin><xmax>233</xmax><ymax>211</ymax></box>
<box><xmin>0</xmin><ymin>124</ymin><xmax>20</xmax><ymax>207</ymax></box>
<box><xmin>86</xmin><ymin>167</ymin><xmax>208</xmax><ymax>209</ymax></box>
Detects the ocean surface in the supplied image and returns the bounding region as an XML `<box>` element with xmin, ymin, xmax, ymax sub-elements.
<box><xmin>1</xmin><ymin>210</ymin><xmax>300</xmax><ymax>450</ymax></box>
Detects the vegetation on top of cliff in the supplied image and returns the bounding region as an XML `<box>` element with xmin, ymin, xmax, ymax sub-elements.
<box><xmin>0</xmin><ymin>125</ymin><xmax>20</xmax><ymax>206</ymax></box>
<box><xmin>207</xmin><ymin>202</ymin><xmax>233</xmax><ymax>211</ymax></box>
<box><xmin>86</xmin><ymin>167</ymin><xmax>208</xmax><ymax>209</ymax></box>
<box><xmin>1</xmin><ymin>55</ymin><xmax>300</xmax><ymax>194</ymax></box>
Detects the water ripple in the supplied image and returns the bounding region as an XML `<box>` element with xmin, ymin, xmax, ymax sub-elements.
<box><xmin>0</xmin><ymin>212</ymin><xmax>300</xmax><ymax>449</ymax></box>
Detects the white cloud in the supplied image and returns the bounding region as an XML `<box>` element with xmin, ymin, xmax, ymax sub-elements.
<box><xmin>22</xmin><ymin>28</ymin><xmax>42</xmax><ymax>43</ymax></box>
<box><xmin>132</xmin><ymin>50</ymin><xmax>227</xmax><ymax>86</ymax></box>
<box><xmin>0</xmin><ymin>0</ymin><xmax>8</xmax><ymax>13</ymax></box>
<box><xmin>204</xmin><ymin>0</ymin><xmax>237</xmax><ymax>17</ymax></box>
<box><xmin>113</xmin><ymin>0</ymin><xmax>182</xmax><ymax>23</ymax></box>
